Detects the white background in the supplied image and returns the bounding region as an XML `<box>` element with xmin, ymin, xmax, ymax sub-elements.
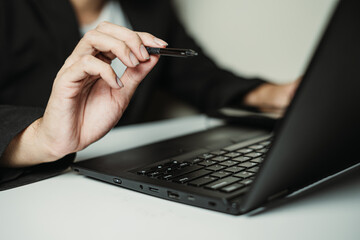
<box><xmin>174</xmin><ymin>0</ymin><xmax>337</xmax><ymax>83</ymax></box>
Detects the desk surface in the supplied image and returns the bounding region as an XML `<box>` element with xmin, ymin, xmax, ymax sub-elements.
<box><xmin>1</xmin><ymin>115</ymin><xmax>359</xmax><ymax>240</ymax></box>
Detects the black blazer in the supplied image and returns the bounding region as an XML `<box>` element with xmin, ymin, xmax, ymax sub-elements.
<box><xmin>0</xmin><ymin>0</ymin><xmax>264</xmax><ymax>189</ymax></box>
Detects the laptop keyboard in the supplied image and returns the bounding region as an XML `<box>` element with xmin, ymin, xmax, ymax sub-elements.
<box><xmin>136</xmin><ymin>138</ymin><xmax>272</xmax><ymax>194</ymax></box>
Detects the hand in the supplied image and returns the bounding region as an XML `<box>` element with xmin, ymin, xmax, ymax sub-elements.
<box><xmin>1</xmin><ymin>22</ymin><xmax>168</xmax><ymax>167</ymax></box>
<box><xmin>243</xmin><ymin>77</ymin><xmax>302</xmax><ymax>114</ymax></box>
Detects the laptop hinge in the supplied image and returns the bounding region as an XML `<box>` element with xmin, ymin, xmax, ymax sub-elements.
<box><xmin>267</xmin><ymin>189</ymin><xmax>289</xmax><ymax>202</ymax></box>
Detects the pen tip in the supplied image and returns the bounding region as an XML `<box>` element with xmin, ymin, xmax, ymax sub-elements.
<box><xmin>186</xmin><ymin>49</ymin><xmax>198</xmax><ymax>57</ymax></box>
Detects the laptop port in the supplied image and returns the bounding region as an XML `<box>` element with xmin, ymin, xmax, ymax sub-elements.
<box><xmin>149</xmin><ymin>187</ymin><xmax>159</xmax><ymax>193</ymax></box>
<box><xmin>187</xmin><ymin>196</ymin><xmax>195</xmax><ymax>201</ymax></box>
<box><xmin>208</xmin><ymin>201</ymin><xmax>217</xmax><ymax>207</ymax></box>
<box><xmin>167</xmin><ymin>191</ymin><xmax>180</xmax><ymax>199</ymax></box>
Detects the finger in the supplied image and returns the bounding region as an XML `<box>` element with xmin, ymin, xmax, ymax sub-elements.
<box><xmin>96</xmin><ymin>52</ymin><xmax>112</xmax><ymax>64</ymax></box>
<box><xmin>99</xmin><ymin>51</ymin><xmax>117</xmax><ymax>62</ymax></box>
<box><xmin>116</xmin><ymin>55</ymin><xmax>160</xmax><ymax>103</ymax></box>
<box><xmin>67</xmin><ymin>29</ymin><xmax>140</xmax><ymax>68</ymax></box>
<box><xmin>96</xmin><ymin>21</ymin><xmax>150</xmax><ymax>61</ymax></box>
<box><xmin>95</xmin><ymin>22</ymin><xmax>168</xmax><ymax>60</ymax></box>
<box><xmin>136</xmin><ymin>31</ymin><xmax>168</xmax><ymax>47</ymax></box>
<box><xmin>58</xmin><ymin>55</ymin><xmax>122</xmax><ymax>90</ymax></box>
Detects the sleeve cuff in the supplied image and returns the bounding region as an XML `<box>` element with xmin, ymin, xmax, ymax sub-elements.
<box><xmin>0</xmin><ymin>153</ymin><xmax>76</xmax><ymax>191</ymax></box>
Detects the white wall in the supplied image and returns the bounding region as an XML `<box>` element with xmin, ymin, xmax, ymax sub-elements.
<box><xmin>173</xmin><ymin>0</ymin><xmax>337</xmax><ymax>84</ymax></box>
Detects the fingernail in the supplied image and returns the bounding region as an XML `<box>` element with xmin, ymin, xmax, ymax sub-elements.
<box><xmin>140</xmin><ymin>44</ymin><xmax>150</xmax><ymax>60</ymax></box>
<box><xmin>129</xmin><ymin>52</ymin><xmax>139</xmax><ymax>66</ymax></box>
<box><xmin>116</xmin><ymin>76</ymin><xmax>124</xmax><ymax>88</ymax></box>
<box><xmin>153</xmin><ymin>37</ymin><xmax>168</xmax><ymax>47</ymax></box>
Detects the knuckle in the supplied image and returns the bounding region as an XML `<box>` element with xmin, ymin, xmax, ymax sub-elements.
<box><xmin>80</xmin><ymin>55</ymin><xmax>93</xmax><ymax>66</ymax></box>
<box><xmin>96</xmin><ymin>21</ymin><xmax>110</xmax><ymax>30</ymax></box>
<box><xmin>126</xmin><ymin>31</ymin><xmax>142</xmax><ymax>44</ymax></box>
<box><xmin>83</xmin><ymin>30</ymin><xmax>97</xmax><ymax>43</ymax></box>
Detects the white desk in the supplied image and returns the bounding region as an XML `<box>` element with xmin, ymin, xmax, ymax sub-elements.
<box><xmin>1</xmin><ymin>115</ymin><xmax>359</xmax><ymax>240</ymax></box>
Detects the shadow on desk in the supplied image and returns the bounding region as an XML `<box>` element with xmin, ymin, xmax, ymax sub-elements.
<box><xmin>247</xmin><ymin>164</ymin><xmax>360</xmax><ymax>216</ymax></box>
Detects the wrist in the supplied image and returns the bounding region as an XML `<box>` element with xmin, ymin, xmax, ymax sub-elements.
<box><xmin>0</xmin><ymin>118</ymin><xmax>62</xmax><ymax>168</ymax></box>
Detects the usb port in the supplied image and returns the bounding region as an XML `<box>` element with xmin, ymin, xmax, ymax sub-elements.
<box><xmin>167</xmin><ymin>191</ymin><xmax>180</xmax><ymax>199</ymax></box>
<box><xmin>149</xmin><ymin>187</ymin><xmax>159</xmax><ymax>193</ymax></box>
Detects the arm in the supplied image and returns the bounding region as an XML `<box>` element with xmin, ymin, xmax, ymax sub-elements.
<box><xmin>0</xmin><ymin>22</ymin><xmax>165</xmax><ymax>170</ymax></box>
<box><xmin>243</xmin><ymin>78</ymin><xmax>301</xmax><ymax>114</ymax></box>
<box><xmin>156</xmin><ymin>1</ymin><xmax>299</xmax><ymax>113</ymax></box>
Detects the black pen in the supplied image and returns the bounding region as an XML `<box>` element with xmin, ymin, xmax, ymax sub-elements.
<box><xmin>146</xmin><ymin>47</ymin><xmax>198</xmax><ymax>57</ymax></box>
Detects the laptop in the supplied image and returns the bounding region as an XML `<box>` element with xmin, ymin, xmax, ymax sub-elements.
<box><xmin>72</xmin><ymin>0</ymin><xmax>360</xmax><ymax>215</ymax></box>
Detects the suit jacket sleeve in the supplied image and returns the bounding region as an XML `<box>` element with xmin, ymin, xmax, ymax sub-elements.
<box><xmin>159</xmin><ymin>1</ymin><xmax>266</xmax><ymax>113</ymax></box>
<box><xmin>0</xmin><ymin>1</ymin><xmax>76</xmax><ymax>190</ymax></box>
<box><xmin>0</xmin><ymin>106</ymin><xmax>75</xmax><ymax>191</ymax></box>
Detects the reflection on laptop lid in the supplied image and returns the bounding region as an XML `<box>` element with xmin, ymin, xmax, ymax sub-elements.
<box><xmin>72</xmin><ymin>0</ymin><xmax>360</xmax><ymax>215</ymax></box>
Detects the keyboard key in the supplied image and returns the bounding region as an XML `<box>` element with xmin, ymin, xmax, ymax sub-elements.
<box><xmin>232</xmin><ymin>156</ymin><xmax>251</xmax><ymax>162</ymax></box>
<box><xmin>161</xmin><ymin>174</ymin><xmax>173</xmax><ymax>180</ymax></box>
<box><xmin>170</xmin><ymin>165</ymin><xmax>203</xmax><ymax>178</ymax></box>
<box><xmin>137</xmin><ymin>169</ymin><xmax>151</xmax><ymax>175</ymax></box>
<box><xmin>249</xmin><ymin>144</ymin><xmax>264</xmax><ymax>150</ymax></box>
<box><xmin>224</xmin><ymin>152</ymin><xmax>241</xmax><ymax>158</ymax></box>
<box><xmin>165</xmin><ymin>166</ymin><xmax>177</xmax><ymax>172</ymax></box>
<box><xmin>234</xmin><ymin>171</ymin><xmax>254</xmax><ymax>179</ymax></box>
<box><xmin>172</xmin><ymin>169</ymin><xmax>211</xmax><ymax>183</ymax></box>
<box><xmin>240</xmin><ymin>179</ymin><xmax>253</xmax><ymax>186</ymax></box>
<box><xmin>237</xmin><ymin>148</ymin><xmax>253</xmax><ymax>154</ymax></box>
<box><xmin>188</xmin><ymin>176</ymin><xmax>217</xmax><ymax>187</ymax></box>
<box><xmin>220</xmin><ymin>183</ymin><xmax>245</xmax><ymax>193</ymax></box>
<box><xmin>251</xmin><ymin>157</ymin><xmax>264</xmax><ymax>163</ymax></box>
<box><xmin>211</xmin><ymin>150</ymin><xmax>227</xmax><ymax>155</ymax></box>
<box><xmin>244</xmin><ymin>152</ymin><xmax>263</xmax><ymax>158</ymax></box>
<box><xmin>210</xmin><ymin>171</ymin><xmax>231</xmax><ymax>179</ymax></box>
<box><xmin>155</xmin><ymin>165</ymin><xmax>164</xmax><ymax>170</ymax></box>
<box><xmin>247</xmin><ymin>166</ymin><xmax>260</xmax><ymax>173</ymax></box>
<box><xmin>259</xmin><ymin>140</ymin><xmax>271</xmax><ymax>146</ymax></box>
<box><xmin>219</xmin><ymin>160</ymin><xmax>238</xmax><ymax>167</ymax></box>
<box><xmin>163</xmin><ymin>160</ymin><xmax>179</xmax><ymax>167</ymax></box>
<box><xmin>206</xmin><ymin>164</ymin><xmax>226</xmax><ymax>172</ymax></box>
<box><xmin>224</xmin><ymin>166</ymin><xmax>245</xmax><ymax>174</ymax></box>
<box><xmin>148</xmin><ymin>171</ymin><xmax>162</xmax><ymax>178</ymax></box>
<box><xmin>212</xmin><ymin>156</ymin><xmax>230</xmax><ymax>162</ymax></box>
<box><xmin>238</xmin><ymin>162</ymin><xmax>258</xmax><ymax>168</ymax></box>
<box><xmin>257</xmin><ymin>149</ymin><xmax>268</xmax><ymax>153</ymax></box>
<box><xmin>189</xmin><ymin>158</ymin><xmax>203</xmax><ymax>164</ymax></box>
<box><xmin>197</xmin><ymin>160</ymin><xmax>216</xmax><ymax>167</ymax></box>
<box><xmin>198</xmin><ymin>153</ymin><xmax>215</xmax><ymax>160</ymax></box>
<box><xmin>162</xmin><ymin>160</ymin><xmax>180</xmax><ymax>170</ymax></box>
<box><xmin>205</xmin><ymin>177</ymin><xmax>240</xmax><ymax>190</ymax></box>
<box><xmin>179</xmin><ymin>162</ymin><xmax>190</xmax><ymax>168</ymax></box>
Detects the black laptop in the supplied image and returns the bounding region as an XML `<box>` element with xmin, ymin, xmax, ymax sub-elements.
<box><xmin>72</xmin><ymin>0</ymin><xmax>360</xmax><ymax>215</ymax></box>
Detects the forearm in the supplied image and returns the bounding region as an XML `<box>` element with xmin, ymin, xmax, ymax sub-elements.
<box><xmin>0</xmin><ymin>118</ymin><xmax>59</xmax><ymax>168</ymax></box>
<box><xmin>243</xmin><ymin>79</ymin><xmax>301</xmax><ymax>112</ymax></box>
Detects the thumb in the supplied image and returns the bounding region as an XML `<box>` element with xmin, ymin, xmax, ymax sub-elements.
<box><xmin>119</xmin><ymin>55</ymin><xmax>159</xmax><ymax>99</ymax></box>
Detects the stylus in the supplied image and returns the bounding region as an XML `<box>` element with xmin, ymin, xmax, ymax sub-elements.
<box><xmin>146</xmin><ymin>47</ymin><xmax>198</xmax><ymax>57</ymax></box>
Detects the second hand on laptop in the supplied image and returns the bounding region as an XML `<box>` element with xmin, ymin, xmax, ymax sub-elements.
<box><xmin>146</xmin><ymin>46</ymin><xmax>198</xmax><ymax>57</ymax></box>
